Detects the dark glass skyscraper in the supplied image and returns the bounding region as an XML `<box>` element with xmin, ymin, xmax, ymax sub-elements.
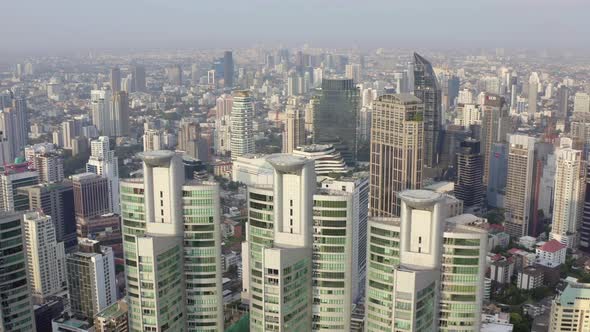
<box><xmin>223</xmin><ymin>51</ymin><xmax>234</xmax><ymax>88</ymax></box>
<box><xmin>580</xmin><ymin>163</ymin><xmax>590</xmax><ymax>252</ymax></box>
<box><xmin>312</xmin><ymin>78</ymin><xmax>360</xmax><ymax>164</ymax></box>
<box><xmin>454</xmin><ymin>138</ymin><xmax>484</xmax><ymax>212</ymax></box>
<box><xmin>133</xmin><ymin>65</ymin><xmax>146</xmax><ymax>92</ymax></box>
<box><xmin>413</xmin><ymin>52</ymin><xmax>441</xmax><ymax>168</ymax></box>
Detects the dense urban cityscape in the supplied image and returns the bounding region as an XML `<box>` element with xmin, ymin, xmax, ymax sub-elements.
<box><xmin>2</xmin><ymin>2</ymin><xmax>590</xmax><ymax>332</ymax></box>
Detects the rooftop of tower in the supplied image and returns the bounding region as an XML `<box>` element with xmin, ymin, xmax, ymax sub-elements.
<box><xmin>266</xmin><ymin>153</ymin><xmax>312</xmax><ymax>172</ymax></box>
<box><xmin>399</xmin><ymin>189</ymin><xmax>443</xmax><ymax>206</ymax></box>
<box><xmin>139</xmin><ymin>150</ymin><xmax>176</xmax><ymax>167</ymax></box>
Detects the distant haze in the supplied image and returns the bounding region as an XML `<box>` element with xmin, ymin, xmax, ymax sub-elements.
<box><xmin>2</xmin><ymin>0</ymin><xmax>590</xmax><ymax>53</ymax></box>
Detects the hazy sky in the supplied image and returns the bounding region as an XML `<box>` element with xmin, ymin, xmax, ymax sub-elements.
<box><xmin>2</xmin><ymin>0</ymin><xmax>589</xmax><ymax>53</ymax></box>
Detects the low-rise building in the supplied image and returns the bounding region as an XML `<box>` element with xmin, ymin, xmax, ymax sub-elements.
<box><xmin>536</xmin><ymin>239</ymin><xmax>567</xmax><ymax>268</ymax></box>
<box><xmin>516</xmin><ymin>266</ymin><xmax>544</xmax><ymax>290</ymax></box>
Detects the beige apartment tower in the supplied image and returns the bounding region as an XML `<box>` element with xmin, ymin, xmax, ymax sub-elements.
<box><xmin>369</xmin><ymin>94</ymin><xmax>424</xmax><ymax>217</ymax></box>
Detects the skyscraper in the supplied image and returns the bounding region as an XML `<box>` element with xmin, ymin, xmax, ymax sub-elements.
<box><xmin>110</xmin><ymin>67</ymin><xmax>121</xmax><ymax>92</ymax></box>
<box><xmin>67</xmin><ymin>238</ymin><xmax>117</xmax><ymax>322</ymax></box>
<box><xmin>581</xmin><ymin>163</ymin><xmax>590</xmax><ymax>252</ymax></box>
<box><xmin>454</xmin><ymin>138</ymin><xmax>484</xmax><ymax>212</ymax></box>
<box><xmin>0</xmin><ymin>212</ymin><xmax>36</xmax><ymax>331</ymax></box>
<box><xmin>557</xmin><ymin>85</ymin><xmax>569</xmax><ymax>119</ymax></box>
<box><xmin>243</xmin><ymin>154</ymin><xmax>314</xmax><ymax>331</ymax></box>
<box><xmin>364</xmin><ymin>190</ymin><xmax>487</xmax><ymax>331</ymax></box>
<box><xmin>369</xmin><ymin>94</ymin><xmax>424</xmax><ymax>217</ymax></box>
<box><xmin>312</xmin><ymin>78</ymin><xmax>360</xmax><ymax>164</ymax></box>
<box><xmin>0</xmin><ymin>104</ymin><xmax>28</xmax><ymax>159</ymax></box>
<box><xmin>19</xmin><ymin>182</ymin><xmax>78</xmax><ymax>251</ymax></box>
<box><xmin>143</xmin><ymin>129</ymin><xmax>162</xmax><ymax>152</ymax></box>
<box><xmin>550</xmin><ymin>142</ymin><xmax>585</xmax><ymax>249</ymax></box>
<box><xmin>133</xmin><ymin>64</ymin><xmax>146</xmax><ymax>92</ymax></box>
<box><xmin>215</xmin><ymin>94</ymin><xmax>233</xmax><ymax>120</ymax></box>
<box><xmin>223</xmin><ymin>50</ymin><xmax>234</xmax><ymax>88</ymax></box>
<box><xmin>120</xmin><ymin>151</ymin><xmax>223</xmax><ymax>331</ymax></box>
<box><xmin>504</xmin><ymin>134</ymin><xmax>537</xmax><ymax>238</ymax></box>
<box><xmin>112</xmin><ymin>91</ymin><xmax>129</xmax><ymax>137</ymax></box>
<box><xmin>71</xmin><ymin>172</ymin><xmax>111</xmax><ymax>218</ymax></box>
<box><xmin>29</xmin><ymin>151</ymin><xmax>64</xmax><ymax>183</ymax></box>
<box><xmin>528</xmin><ymin>72</ymin><xmax>540</xmax><ymax>119</ymax></box>
<box><xmin>481</xmin><ymin>93</ymin><xmax>509</xmax><ymax>187</ymax></box>
<box><xmin>230</xmin><ymin>90</ymin><xmax>255</xmax><ymax>158</ymax></box>
<box><xmin>345</xmin><ymin>63</ymin><xmax>362</xmax><ymax>83</ymax></box>
<box><xmin>22</xmin><ymin>211</ymin><xmax>67</xmax><ymax>303</ymax></box>
<box><xmin>166</xmin><ymin>64</ymin><xmax>182</xmax><ymax>85</ymax></box>
<box><xmin>413</xmin><ymin>52</ymin><xmax>442</xmax><ymax>168</ymax></box>
<box><xmin>0</xmin><ymin>163</ymin><xmax>39</xmax><ymax>212</ymax></box>
<box><xmin>282</xmin><ymin>105</ymin><xmax>305</xmax><ymax>153</ymax></box>
<box><xmin>549</xmin><ymin>282</ymin><xmax>590</xmax><ymax>331</ymax></box>
<box><xmin>178</xmin><ymin>119</ymin><xmax>207</xmax><ymax>160</ymax></box>
<box><xmin>574</xmin><ymin>92</ymin><xmax>590</xmax><ymax>113</ymax></box>
<box><xmin>86</xmin><ymin>136</ymin><xmax>120</xmax><ymax>214</ymax></box>
<box><xmin>91</xmin><ymin>89</ymin><xmax>113</xmax><ymax>136</ymax></box>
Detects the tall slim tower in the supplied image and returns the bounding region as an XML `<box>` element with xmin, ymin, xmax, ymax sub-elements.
<box><xmin>133</xmin><ymin>65</ymin><xmax>146</xmax><ymax>92</ymax></box>
<box><xmin>242</xmin><ymin>154</ymin><xmax>315</xmax><ymax>331</ymax></box>
<box><xmin>67</xmin><ymin>238</ymin><xmax>117</xmax><ymax>322</ymax></box>
<box><xmin>312</xmin><ymin>78</ymin><xmax>360</xmax><ymax>164</ymax></box>
<box><xmin>364</xmin><ymin>190</ymin><xmax>487</xmax><ymax>331</ymax></box>
<box><xmin>230</xmin><ymin>90</ymin><xmax>255</xmax><ymax>158</ymax></box>
<box><xmin>120</xmin><ymin>151</ymin><xmax>223</xmax><ymax>331</ymax></box>
<box><xmin>282</xmin><ymin>106</ymin><xmax>305</xmax><ymax>153</ymax></box>
<box><xmin>0</xmin><ymin>212</ymin><xmax>36</xmax><ymax>331</ymax></box>
<box><xmin>223</xmin><ymin>51</ymin><xmax>234</xmax><ymax>88</ymax></box>
<box><xmin>454</xmin><ymin>138</ymin><xmax>484</xmax><ymax>212</ymax></box>
<box><xmin>86</xmin><ymin>136</ymin><xmax>120</xmax><ymax>214</ymax></box>
<box><xmin>550</xmin><ymin>141</ymin><xmax>585</xmax><ymax>249</ymax></box>
<box><xmin>504</xmin><ymin>134</ymin><xmax>537</xmax><ymax>238</ymax></box>
<box><xmin>19</xmin><ymin>182</ymin><xmax>77</xmax><ymax>251</ymax></box>
<box><xmin>413</xmin><ymin>52</ymin><xmax>441</xmax><ymax>168</ymax></box>
<box><xmin>112</xmin><ymin>91</ymin><xmax>129</xmax><ymax>136</ymax></box>
<box><xmin>110</xmin><ymin>67</ymin><xmax>121</xmax><ymax>92</ymax></box>
<box><xmin>481</xmin><ymin>93</ymin><xmax>509</xmax><ymax>186</ymax></box>
<box><xmin>22</xmin><ymin>211</ymin><xmax>67</xmax><ymax>303</ymax></box>
<box><xmin>369</xmin><ymin>94</ymin><xmax>424</xmax><ymax>217</ymax></box>
<box><xmin>91</xmin><ymin>89</ymin><xmax>113</xmax><ymax>137</ymax></box>
<box><xmin>528</xmin><ymin>72</ymin><xmax>540</xmax><ymax>119</ymax></box>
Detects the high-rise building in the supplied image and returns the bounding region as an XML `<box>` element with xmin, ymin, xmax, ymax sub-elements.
<box><xmin>454</xmin><ymin>138</ymin><xmax>484</xmax><ymax>212</ymax></box>
<box><xmin>28</xmin><ymin>151</ymin><xmax>64</xmax><ymax>183</ymax></box>
<box><xmin>71</xmin><ymin>172</ymin><xmax>111</xmax><ymax>218</ymax></box>
<box><xmin>549</xmin><ymin>282</ymin><xmax>590</xmax><ymax>331</ymax></box>
<box><xmin>94</xmin><ymin>299</ymin><xmax>128</xmax><ymax>332</ymax></box>
<box><xmin>528</xmin><ymin>72</ymin><xmax>540</xmax><ymax>118</ymax></box>
<box><xmin>0</xmin><ymin>163</ymin><xmax>39</xmax><ymax>212</ymax></box>
<box><xmin>133</xmin><ymin>65</ymin><xmax>146</xmax><ymax>92</ymax></box>
<box><xmin>22</xmin><ymin>211</ymin><xmax>67</xmax><ymax>303</ymax></box>
<box><xmin>178</xmin><ymin>119</ymin><xmax>208</xmax><ymax>160</ymax></box>
<box><xmin>223</xmin><ymin>51</ymin><xmax>234</xmax><ymax>88</ymax></box>
<box><xmin>557</xmin><ymin>85</ymin><xmax>570</xmax><ymax>119</ymax></box>
<box><xmin>19</xmin><ymin>182</ymin><xmax>78</xmax><ymax>251</ymax></box>
<box><xmin>364</xmin><ymin>190</ymin><xmax>487</xmax><ymax>331</ymax></box>
<box><xmin>574</xmin><ymin>92</ymin><xmax>590</xmax><ymax>113</ymax></box>
<box><xmin>120</xmin><ymin>151</ymin><xmax>223</xmax><ymax>331</ymax></box>
<box><xmin>581</xmin><ymin>163</ymin><xmax>590</xmax><ymax>252</ymax></box>
<box><xmin>66</xmin><ymin>238</ymin><xmax>117</xmax><ymax>321</ymax></box>
<box><xmin>413</xmin><ymin>53</ymin><xmax>442</xmax><ymax>168</ymax></box>
<box><xmin>369</xmin><ymin>94</ymin><xmax>424</xmax><ymax>217</ymax></box>
<box><xmin>230</xmin><ymin>90</ymin><xmax>255</xmax><ymax>158</ymax></box>
<box><xmin>0</xmin><ymin>212</ymin><xmax>36</xmax><ymax>331</ymax></box>
<box><xmin>110</xmin><ymin>67</ymin><xmax>121</xmax><ymax>92</ymax></box>
<box><xmin>550</xmin><ymin>142</ymin><xmax>585</xmax><ymax>249</ymax></box>
<box><xmin>143</xmin><ymin>129</ymin><xmax>162</xmax><ymax>152</ymax></box>
<box><xmin>215</xmin><ymin>94</ymin><xmax>233</xmax><ymax>120</ymax></box>
<box><xmin>282</xmin><ymin>106</ymin><xmax>305</xmax><ymax>153</ymax></box>
<box><xmin>112</xmin><ymin>91</ymin><xmax>129</xmax><ymax>136</ymax></box>
<box><xmin>86</xmin><ymin>136</ymin><xmax>120</xmax><ymax>214</ymax></box>
<box><xmin>91</xmin><ymin>89</ymin><xmax>113</xmax><ymax>136</ymax></box>
<box><xmin>312</xmin><ymin>78</ymin><xmax>360</xmax><ymax>164</ymax></box>
<box><xmin>166</xmin><ymin>64</ymin><xmax>182</xmax><ymax>85</ymax></box>
<box><xmin>243</xmin><ymin>154</ymin><xmax>314</xmax><ymax>331</ymax></box>
<box><xmin>61</xmin><ymin>119</ymin><xmax>79</xmax><ymax>150</ymax></box>
<box><xmin>191</xmin><ymin>64</ymin><xmax>200</xmax><ymax>85</ymax></box>
<box><xmin>504</xmin><ymin>134</ymin><xmax>537</xmax><ymax>238</ymax></box>
<box><xmin>0</xmin><ymin>103</ymin><xmax>28</xmax><ymax>159</ymax></box>
<box><xmin>345</xmin><ymin>63</ymin><xmax>362</xmax><ymax>83</ymax></box>
<box><xmin>481</xmin><ymin>93</ymin><xmax>509</xmax><ymax>186</ymax></box>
